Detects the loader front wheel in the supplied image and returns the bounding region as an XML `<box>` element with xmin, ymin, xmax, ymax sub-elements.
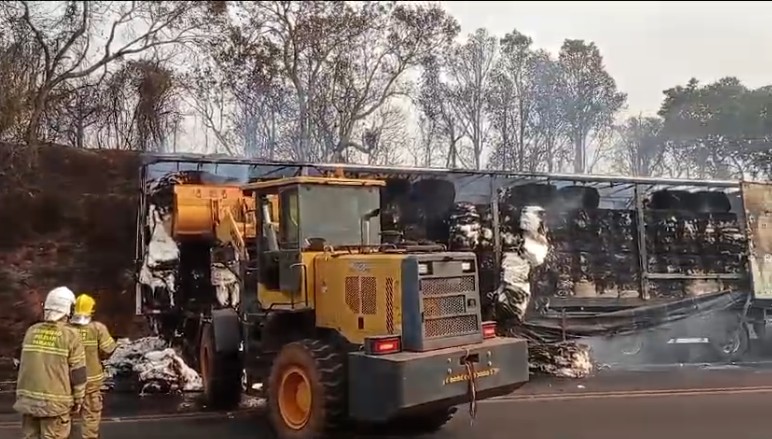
<box><xmin>267</xmin><ymin>339</ymin><xmax>346</xmax><ymax>439</ymax></box>
<box><xmin>199</xmin><ymin>324</ymin><xmax>242</xmax><ymax>409</ymax></box>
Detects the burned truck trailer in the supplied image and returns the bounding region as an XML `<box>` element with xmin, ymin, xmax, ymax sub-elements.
<box><xmin>301</xmin><ymin>163</ymin><xmax>771</xmax><ymax>362</ymax></box>
<box><xmin>135</xmin><ymin>155</ymin><xmax>772</xmax><ymax>372</ymax></box>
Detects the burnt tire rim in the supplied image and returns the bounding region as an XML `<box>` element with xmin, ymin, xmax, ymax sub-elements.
<box><xmin>621</xmin><ymin>338</ymin><xmax>643</xmax><ymax>356</ymax></box>
<box><xmin>720</xmin><ymin>332</ymin><xmax>742</xmax><ymax>355</ymax></box>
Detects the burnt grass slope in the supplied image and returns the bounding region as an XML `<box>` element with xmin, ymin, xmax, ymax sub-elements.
<box><xmin>0</xmin><ymin>143</ymin><xmax>147</xmax><ymax>364</ymax></box>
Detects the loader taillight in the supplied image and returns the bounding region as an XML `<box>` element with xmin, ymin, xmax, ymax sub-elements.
<box><xmin>364</xmin><ymin>336</ymin><xmax>402</xmax><ymax>355</ymax></box>
<box><xmin>482</xmin><ymin>321</ymin><xmax>497</xmax><ymax>339</ymax></box>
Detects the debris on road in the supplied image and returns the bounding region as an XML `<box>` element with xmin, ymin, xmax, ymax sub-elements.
<box><xmin>105</xmin><ymin>337</ymin><xmax>202</xmax><ymax>394</ymax></box>
<box><xmin>529</xmin><ymin>342</ymin><xmax>593</xmax><ymax>378</ymax></box>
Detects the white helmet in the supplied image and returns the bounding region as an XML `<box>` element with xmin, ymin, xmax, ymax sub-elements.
<box><xmin>43</xmin><ymin>286</ymin><xmax>76</xmax><ymax>322</ymax></box>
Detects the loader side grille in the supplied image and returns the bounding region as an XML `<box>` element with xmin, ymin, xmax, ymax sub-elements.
<box><xmin>344</xmin><ymin>276</ymin><xmax>377</xmax><ymax>316</ymax></box>
<box><xmin>386</xmin><ymin>277</ymin><xmax>395</xmax><ymax>333</ymax></box>
<box><xmin>345</xmin><ymin>276</ymin><xmax>360</xmax><ymax>313</ymax></box>
<box><xmin>361</xmin><ymin>276</ymin><xmax>377</xmax><ymax>315</ymax></box>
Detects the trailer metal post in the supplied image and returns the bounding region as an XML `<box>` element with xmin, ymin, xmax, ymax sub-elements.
<box><xmin>491</xmin><ymin>176</ymin><xmax>502</xmax><ymax>279</ymax></box>
<box><xmin>134</xmin><ymin>165</ymin><xmax>148</xmax><ymax>316</ymax></box>
<box><xmin>561</xmin><ymin>309</ymin><xmax>567</xmax><ymax>342</ymax></box>
<box><xmin>634</xmin><ymin>184</ymin><xmax>650</xmax><ymax>300</ymax></box>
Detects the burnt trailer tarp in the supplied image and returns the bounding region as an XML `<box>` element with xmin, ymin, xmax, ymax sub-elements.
<box><xmin>136</xmin><ymin>154</ymin><xmax>760</xmax><ymax>373</ymax></box>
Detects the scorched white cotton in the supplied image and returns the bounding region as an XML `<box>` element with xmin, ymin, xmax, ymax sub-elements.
<box><xmin>138</xmin><ymin>204</ymin><xmax>180</xmax><ymax>306</ymax></box>
<box><xmin>104</xmin><ymin>337</ymin><xmax>203</xmax><ymax>394</ymax></box>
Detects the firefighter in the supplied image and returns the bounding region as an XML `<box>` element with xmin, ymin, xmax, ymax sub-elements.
<box><xmin>14</xmin><ymin>286</ymin><xmax>86</xmax><ymax>439</ymax></box>
<box><xmin>70</xmin><ymin>293</ymin><xmax>117</xmax><ymax>439</ymax></box>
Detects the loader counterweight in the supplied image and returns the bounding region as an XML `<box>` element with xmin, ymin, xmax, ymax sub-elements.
<box><xmin>348</xmin><ymin>336</ymin><xmax>528</xmax><ymax>422</ymax></box>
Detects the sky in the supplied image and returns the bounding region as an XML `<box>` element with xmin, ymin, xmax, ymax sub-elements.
<box><xmin>440</xmin><ymin>1</ymin><xmax>772</xmax><ymax>117</ymax></box>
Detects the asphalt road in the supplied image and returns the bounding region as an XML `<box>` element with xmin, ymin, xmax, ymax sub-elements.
<box><xmin>3</xmin><ymin>366</ymin><xmax>772</xmax><ymax>439</ymax></box>
<box><xmin>1</xmin><ymin>390</ymin><xmax>770</xmax><ymax>439</ymax></box>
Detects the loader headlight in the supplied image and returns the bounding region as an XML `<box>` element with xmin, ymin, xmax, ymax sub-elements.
<box><xmin>418</xmin><ymin>263</ymin><xmax>430</xmax><ymax>275</ymax></box>
<box><xmin>461</xmin><ymin>261</ymin><xmax>473</xmax><ymax>272</ymax></box>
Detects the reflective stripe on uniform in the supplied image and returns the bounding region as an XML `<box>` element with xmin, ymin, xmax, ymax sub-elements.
<box><xmin>86</xmin><ymin>373</ymin><xmax>104</xmax><ymax>383</ymax></box>
<box><xmin>99</xmin><ymin>338</ymin><xmax>116</xmax><ymax>351</ymax></box>
<box><xmin>16</xmin><ymin>389</ymin><xmax>74</xmax><ymax>402</ymax></box>
<box><xmin>70</xmin><ymin>356</ymin><xmax>86</xmax><ymax>365</ymax></box>
<box><xmin>22</xmin><ymin>345</ymin><xmax>69</xmax><ymax>356</ymax></box>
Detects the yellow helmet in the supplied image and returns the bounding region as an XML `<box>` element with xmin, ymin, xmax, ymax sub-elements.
<box><xmin>72</xmin><ymin>294</ymin><xmax>96</xmax><ymax>325</ymax></box>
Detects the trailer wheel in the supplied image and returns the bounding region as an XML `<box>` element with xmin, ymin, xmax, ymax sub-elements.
<box><xmin>710</xmin><ymin>322</ymin><xmax>750</xmax><ymax>362</ymax></box>
<box><xmin>267</xmin><ymin>339</ymin><xmax>346</xmax><ymax>439</ymax></box>
<box><xmin>199</xmin><ymin>323</ymin><xmax>242</xmax><ymax>409</ymax></box>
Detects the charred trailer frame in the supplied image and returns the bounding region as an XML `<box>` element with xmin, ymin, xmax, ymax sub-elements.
<box><xmin>134</xmin><ymin>154</ymin><xmax>772</xmax><ymax>366</ymax></box>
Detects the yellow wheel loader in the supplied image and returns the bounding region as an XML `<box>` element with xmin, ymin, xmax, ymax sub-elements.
<box><xmin>164</xmin><ymin>175</ymin><xmax>529</xmax><ymax>438</ymax></box>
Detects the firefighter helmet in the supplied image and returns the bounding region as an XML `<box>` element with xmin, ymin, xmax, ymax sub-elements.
<box><xmin>43</xmin><ymin>287</ymin><xmax>76</xmax><ymax>322</ymax></box>
<box><xmin>71</xmin><ymin>294</ymin><xmax>96</xmax><ymax>325</ymax></box>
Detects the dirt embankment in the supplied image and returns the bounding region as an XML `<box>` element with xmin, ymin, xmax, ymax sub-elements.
<box><xmin>0</xmin><ymin>143</ymin><xmax>148</xmax><ymax>359</ymax></box>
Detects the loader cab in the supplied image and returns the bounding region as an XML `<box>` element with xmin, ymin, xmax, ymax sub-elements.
<box><xmin>242</xmin><ymin>177</ymin><xmax>386</xmax><ymax>309</ymax></box>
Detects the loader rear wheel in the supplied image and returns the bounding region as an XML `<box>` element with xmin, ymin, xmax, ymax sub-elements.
<box><xmin>267</xmin><ymin>339</ymin><xmax>345</xmax><ymax>439</ymax></box>
<box><xmin>199</xmin><ymin>324</ymin><xmax>242</xmax><ymax>409</ymax></box>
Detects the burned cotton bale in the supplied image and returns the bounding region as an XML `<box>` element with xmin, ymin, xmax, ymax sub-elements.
<box><xmin>532</xmin><ymin>207</ymin><xmax>639</xmax><ymax>299</ymax></box>
<box><xmin>642</xmin><ymin>191</ymin><xmax>747</xmax><ymax>299</ymax></box>
<box><xmin>448</xmin><ymin>202</ymin><xmax>481</xmax><ymax>251</ymax></box>
<box><xmin>528</xmin><ymin>342</ymin><xmax>593</xmax><ymax>378</ymax></box>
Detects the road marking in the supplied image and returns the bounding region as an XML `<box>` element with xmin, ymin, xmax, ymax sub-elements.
<box><xmin>3</xmin><ymin>386</ymin><xmax>772</xmax><ymax>428</ymax></box>
<box><xmin>484</xmin><ymin>386</ymin><xmax>772</xmax><ymax>403</ymax></box>
<box><xmin>0</xmin><ymin>411</ymin><xmax>251</xmax><ymax>429</ymax></box>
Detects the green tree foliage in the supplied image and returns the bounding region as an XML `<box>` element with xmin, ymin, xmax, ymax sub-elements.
<box><xmin>3</xmin><ymin>0</ymin><xmax>768</xmax><ymax>177</ymax></box>
<box><xmin>558</xmin><ymin>40</ymin><xmax>627</xmax><ymax>173</ymax></box>
<box><xmin>658</xmin><ymin>77</ymin><xmax>772</xmax><ymax>178</ymax></box>
<box><xmin>611</xmin><ymin>116</ymin><xmax>666</xmax><ymax>177</ymax></box>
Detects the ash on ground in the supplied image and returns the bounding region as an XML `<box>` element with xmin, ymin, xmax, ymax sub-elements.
<box><xmin>104</xmin><ymin>337</ymin><xmax>202</xmax><ymax>394</ymax></box>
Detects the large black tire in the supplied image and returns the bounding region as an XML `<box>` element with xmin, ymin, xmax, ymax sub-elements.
<box><xmin>266</xmin><ymin>339</ymin><xmax>346</xmax><ymax>439</ymax></box>
<box><xmin>710</xmin><ymin>321</ymin><xmax>750</xmax><ymax>362</ymax></box>
<box><xmin>199</xmin><ymin>323</ymin><xmax>242</xmax><ymax>409</ymax></box>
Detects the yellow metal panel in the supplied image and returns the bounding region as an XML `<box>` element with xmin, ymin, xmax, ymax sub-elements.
<box><xmin>172</xmin><ymin>184</ymin><xmax>246</xmax><ymax>239</ymax></box>
<box><xmin>314</xmin><ymin>254</ymin><xmax>405</xmax><ymax>344</ymax></box>
<box><xmin>300</xmin><ymin>252</ymin><xmax>318</xmax><ymax>309</ymax></box>
<box><xmin>257</xmin><ymin>251</ymin><xmax>319</xmax><ymax>310</ymax></box>
<box><xmin>257</xmin><ymin>286</ymin><xmax>291</xmax><ymax>309</ymax></box>
<box><xmin>742</xmin><ymin>182</ymin><xmax>772</xmax><ymax>299</ymax></box>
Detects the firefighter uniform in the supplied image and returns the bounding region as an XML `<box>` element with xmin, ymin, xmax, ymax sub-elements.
<box><xmin>15</xmin><ymin>309</ymin><xmax>87</xmax><ymax>439</ymax></box>
<box><xmin>71</xmin><ymin>294</ymin><xmax>117</xmax><ymax>439</ymax></box>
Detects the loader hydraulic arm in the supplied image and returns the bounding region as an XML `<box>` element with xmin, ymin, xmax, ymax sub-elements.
<box><xmin>171</xmin><ymin>184</ymin><xmax>256</xmax><ymax>257</ymax></box>
<box><xmin>213</xmin><ymin>198</ymin><xmax>252</xmax><ymax>259</ymax></box>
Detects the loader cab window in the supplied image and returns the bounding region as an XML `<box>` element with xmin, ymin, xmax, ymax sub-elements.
<box><xmin>298</xmin><ymin>185</ymin><xmax>380</xmax><ymax>247</ymax></box>
<box><xmin>279</xmin><ymin>187</ymin><xmax>299</xmax><ymax>249</ymax></box>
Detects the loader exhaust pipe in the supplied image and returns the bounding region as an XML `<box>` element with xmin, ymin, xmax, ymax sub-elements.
<box><xmin>360</xmin><ymin>208</ymin><xmax>381</xmax><ymax>247</ymax></box>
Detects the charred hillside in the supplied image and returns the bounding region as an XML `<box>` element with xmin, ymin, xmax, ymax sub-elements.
<box><xmin>0</xmin><ymin>144</ymin><xmax>146</xmax><ymax>358</ymax></box>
